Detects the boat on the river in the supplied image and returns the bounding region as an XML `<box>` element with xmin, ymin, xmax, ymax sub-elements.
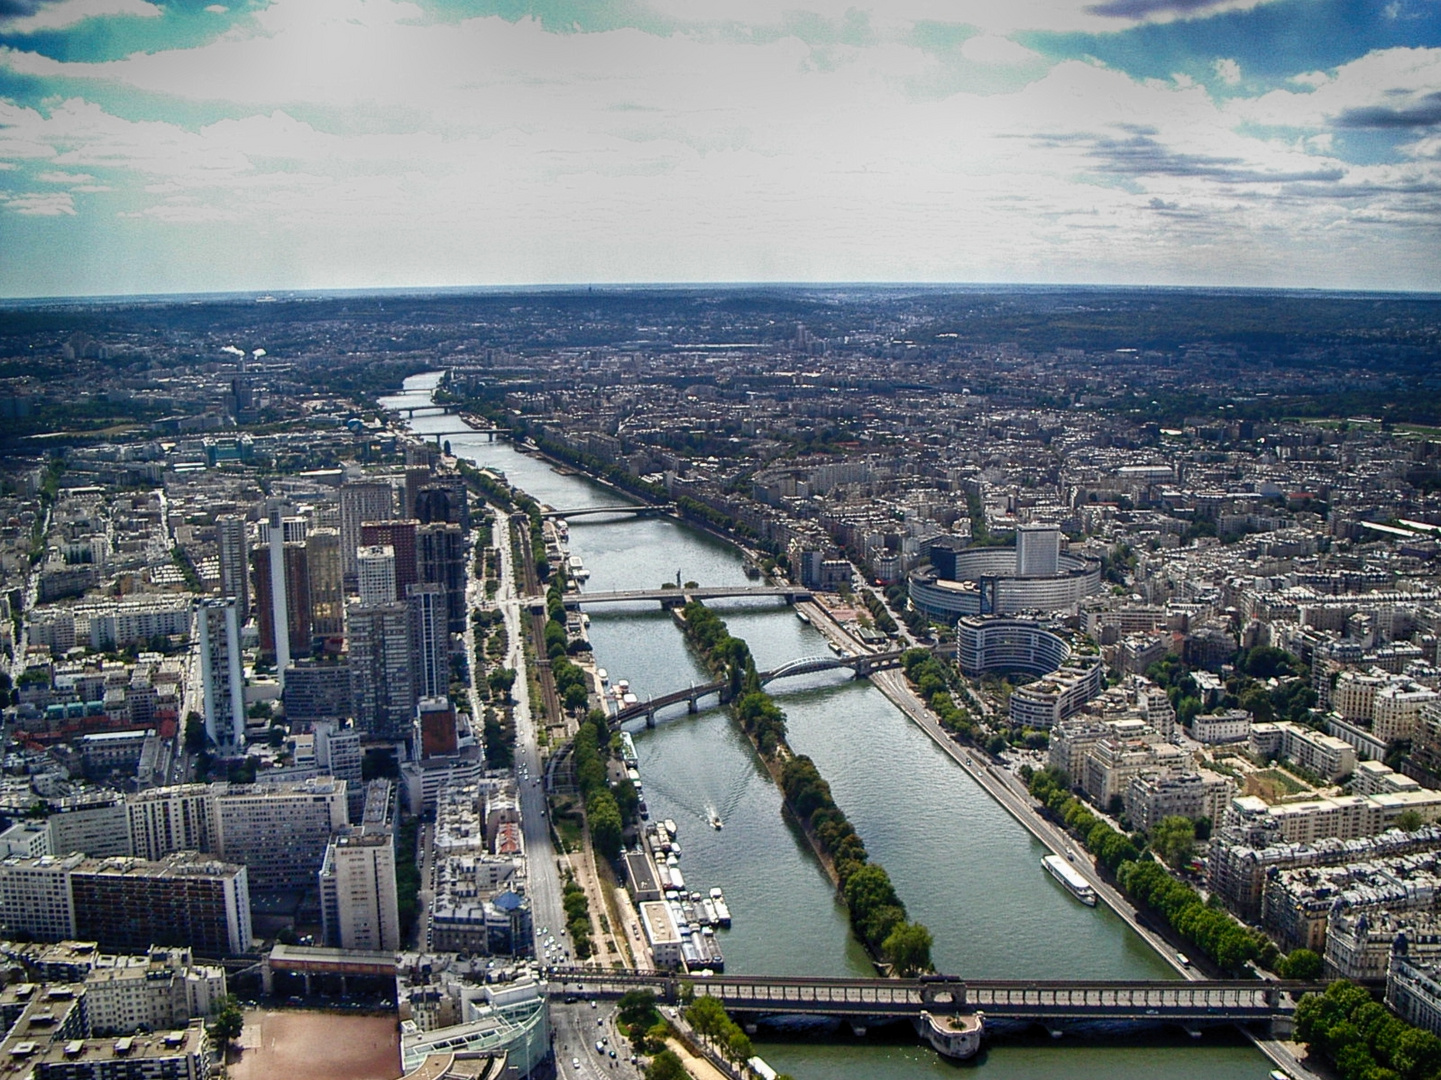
<box><xmin>709</xmin><ymin>888</ymin><xmax>731</xmax><ymax>926</ymax></box>
<box><xmin>710</xmin><ymin>813</ymin><xmax>723</xmax><ymax>831</ymax></box>
<box><xmin>795</xmin><ymin>609</ymin><xmax>811</xmax><ymax>624</ymax></box>
<box><xmin>1042</xmin><ymin>853</ymin><xmax>1097</xmax><ymax>906</ymax></box>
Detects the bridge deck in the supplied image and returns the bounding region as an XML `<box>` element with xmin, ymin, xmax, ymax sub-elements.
<box><xmin>546</xmin><ymin>969</ymin><xmax>1301</xmax><ymax>1021</ymax></box>
<box><xmin>568</xmin><ymin>586</ymin><xmax>812</xmax><ymax>606</ymax></box>
<box><xmin>609</xmin><ymin>648</ymin><xmax>912</xmax><ymax>723</ymax></box>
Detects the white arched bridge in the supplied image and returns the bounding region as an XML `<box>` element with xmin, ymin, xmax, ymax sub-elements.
<box><xmin>610</xmin><ymin>648</ymin><xmax>913</xmax><ymax>726</ymax></box>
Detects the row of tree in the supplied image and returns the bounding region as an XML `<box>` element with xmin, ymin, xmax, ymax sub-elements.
<box><xmin>562</xmin><ymin>875</ymin><xmax>594</xmax><ymax>960</ymax></box>
<box><xmin>682</xmin><ymin>600</ymin><xmax>932</xmax><ymax>975</ymax></box>
<box><xmin>858</xmin><ymin>588</ymin><xmax>898</xmax><ymax>635</ymax></box>
<box><xmin>1026</xmin><ymin>767</ymin><xmax>1277</xmax><ymax>974</ymax></box>
<box><xmin>1295</xmin><ymin>979</ymin><xmax>1441</xmax><ymax>1080</ymax></box>
<box><xmin>572</xmin><ymin>710</ymin><xmax>624</xmax><ymax>860</ymax></box>
<box><xmin>1027</xmin><ymin>767</ymin><xmax>1141</xmax><ymax>873</ymax></box>
<box><xmin>1116</xmin><ymin>859</ymin><xmax>1274</xmax><ymax>973</ymax></box>
<box><xmin>900</xmin><ymin>648</ymin><xmax>976</xmax><ymax>739</ymax></box>
<box><xmin>684</xmin><ymin>995</ymin><xmax>755</xmax><ymax>1068</ymax></box>
<box><xmin>883</xmin><ymin>582</ymin><xmax>932</xmax><ymax>640</ymax></box>
<box><xmin>456</xmin><ymin>459</ymin><xmax>513</xmax><ymax>512</ymax></box>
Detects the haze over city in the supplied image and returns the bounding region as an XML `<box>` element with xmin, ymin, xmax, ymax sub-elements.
<box><xmin>1</xmin><ymin>0</ymin><xmax>1440</xmax><ymax>297</ymax></box>
<box><xmin>4</xmin><ymin>3</ymin><xmax>1441</xmax><ymax>1080</ymax></box>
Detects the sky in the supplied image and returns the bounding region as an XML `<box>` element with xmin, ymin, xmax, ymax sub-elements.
<box><xmin>0</xmin><ymin>0</ymin><xmax>1439</xmax><ymax>297</ymax></box>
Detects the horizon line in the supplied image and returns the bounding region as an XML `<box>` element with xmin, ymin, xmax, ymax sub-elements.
<box><xmin>4</xmin><ymin>280</ymin><xmax>1441</xmax><ymax>307</ymax></box>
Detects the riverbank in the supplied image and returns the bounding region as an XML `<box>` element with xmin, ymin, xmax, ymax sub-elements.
<box><xmin>798</xmin><ymin>596</ymin><xmax>1316</xmax><ymax>1079</ymax></box>
<box><xmin>389</xmin><ymin>376</ymin><xmax>1284</xmax><ymax>1079</ymax></box>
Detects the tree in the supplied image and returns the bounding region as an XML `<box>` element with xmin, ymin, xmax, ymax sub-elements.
<box><xmin>644</xmin><ymin>1049</ymin><xmax>687</xmax><ymax>1080</ymax></box>
<box><xmin>208</xmin><ymin>994</ymin><xmax>244</xmax><ymax>1053</ymax></box>
<box><xmin>184</xmin><ymin>712</ymin><xmax>208</xmax><ymax>754</ymax></box>
<box><xmin>1278</xmin><ymin>948</ymin><xmax>1323</xmax><ymax>981</ymax></box>
<box><xmin>1152</xmin><ymin>816</ymin><xmax>1197</xmax><ymax>869</ymax></box>
<box><xmin>725</xmin><ymin>1028</ymin><xmax>754</xmax><ymax>1064</ymax></box>
<box><xmin>1395</xmin><ymin>809</ymin><xmax>1424</xmax><ymax>832</ymax></box>
<box><xmin>883</xmin><ymin>921</ymin><xmax>933</xmax><ymax>976</ymax></box>
<box><xmin>618</xmin><ymin>989</ymin><xmax>659</xmax><ymax>1032</ymax></box>
<box><xmin>487</xmin><ymin>667</ymin><xmax>516</xmax><ymax>700</ymax></box>
<box><xmin>684</xmin><ymin>995</ymin><xmax>727</xmax><ymax>1042</ymax></box>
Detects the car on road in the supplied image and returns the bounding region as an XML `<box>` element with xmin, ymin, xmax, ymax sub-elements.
<box><xmin>572</xmin><ymin>1057</ymin><xmax>580</xmax><ymax>1070</ymax></box>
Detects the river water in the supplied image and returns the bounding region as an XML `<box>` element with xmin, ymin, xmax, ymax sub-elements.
<box><xmin>381</xmin><ymin>373</ymin><xmax>1271</xmax><ymax>1080</ymax></box>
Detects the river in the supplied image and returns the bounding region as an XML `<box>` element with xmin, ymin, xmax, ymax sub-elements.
<box><xmin>380</xmin><ymin>372</ymin><xmax>1272</xmax><ymax>1079</ymax></box>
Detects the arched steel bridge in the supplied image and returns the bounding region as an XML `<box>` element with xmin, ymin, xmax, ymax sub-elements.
<box><xmin>546</xmin><ymin>968</ymin><xmax>1305</xmax><ymax>1025</ymax></box>
<box><xmin>610</xmin><ymin>648</ymin><xmax>912</xmax><ymax>725</ymax></box>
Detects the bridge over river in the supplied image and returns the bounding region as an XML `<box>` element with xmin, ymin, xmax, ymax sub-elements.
<box><xmin>564</xmin><ymin>585</ymin><xmax>812</xmax><ymax>610</ymax></box>
<box><xmin>610</xmin><ymin>648</ymin><xmax>913</xmax><ymax>725</ymax></box>
<box><xmin>539</xmin><ymin>504</ymin><xmax>673</xmax><ymax>519</ymax></box>
<box><xmin>547</xmin><ymin>968</ymin><xmax>1304</xmax><ymax>1027</ymax></box>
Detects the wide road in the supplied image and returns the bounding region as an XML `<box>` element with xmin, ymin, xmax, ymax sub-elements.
<box><xmin>550</xmin><ymin>999</ymin><xmax>640</xmax><ymax>1080</ymax></box>
<box><xmin>492</xmin><ymin>507</ymin><xmax>573</xmax><ymax>968</ymax></box>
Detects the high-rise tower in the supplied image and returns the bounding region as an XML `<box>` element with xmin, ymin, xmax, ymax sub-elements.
<box><xmin>197</xmin><ymin>598</ymin><xmax>245</xmax><ymax>755</ymax></box>
<box><xmin>215</xmin><ymin>515</ymin><xmax>249</xmax><ymax>623</ymax></box>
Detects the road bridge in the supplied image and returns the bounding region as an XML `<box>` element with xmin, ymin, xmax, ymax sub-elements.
<box><xmin>546</xmin><ymin>968</ymin><xmax>1303</xmax><ymax>1026</ymax></box>
<box><xmin>564</xmin><ymin>585</ymin><xmax>812</xmax><ymax>610</ymax></box>
<box><xmin>419</xmin><ymin>426</ymin><xmax>510</xmax><ymax>438</ymax></box>
<box><xmin>611</xmin><ymin>648</ymin><xmax>913</xmax><ymax>725</ymax></box>
<box><xmin>394</xmin><ymin>403</ymin><xmax>461</xmax><ymax>418</ymax></box>
<box><xmin>539</xmin><ymin>504</ymin><xmax>672</xmax><ymax>519</ymax></box>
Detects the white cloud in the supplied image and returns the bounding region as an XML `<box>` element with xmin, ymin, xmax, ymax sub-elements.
<box><xmin>1230</xmin><ymin>46</ymin><xmax>1441</xmax><ymax>138</ymax></box>
<box><xmin>647</xmin><ymin>0</ymin><xmax>1290</xmax><ymax>35</ymax></box>
<box><xmin>0</xmin><ymin>0</ymin><xmax>1436</xmax><ymax>291</ymax></box>
<box><xmin>2</xmin><ymin>190</ymin><xmax>76</xmax><ymax>214</ymax></box>
<box><xmin>205</xmin><ymin>4</ymin><xmax>228</xmax><ymax>11</ymax></box>
<box><xmin>959</xmin><ymin>35</ymin><xmax>1040</xmax><ymax>66</ymax></box>
<box><xmin>1213</xmin><ymin>57</ymin><xmax>1241</xmax><ymax>85</ymax></box>
<box><xmin>0</xmin><ymin>0</ymin><xmax>162</xmax><ymax>36</ymax></box>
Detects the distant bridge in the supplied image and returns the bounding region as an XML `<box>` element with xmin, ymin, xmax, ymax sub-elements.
<box><xmin>547</xmin><ymin>968</ymin><xmax>1303</xmax><ymax>1027</ymax></box>
<box><xmin>610</xmin><ymin>648</ymin><xmax>912</xmax><ymax>725</ymax></box>
<box><xmin>540</xmin><ymin>504</ymin><xmax>672</xmax><ymax>519</ymax></box>
<box><xmin>419</xmin><ymin>426</ymin><xmax>510</xmax><ymax>438</ymax></box>
<box><xmin>564</xmin><ymin>585</ymin><xmax>812</xmax><ymax>610</ymax></box>
<box><xmin>395</xmin><ymin>403</ymin><xmax>461</xmax><ymax>418</ymax></box>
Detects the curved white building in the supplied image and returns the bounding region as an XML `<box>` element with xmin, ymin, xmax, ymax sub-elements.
<box><xmin>956</xmin><ymin>616</ymin><xmax>1073</xmax><ymax>678</ymax></box>
<box><xmin>908</xmin><ymin>544</ymin><xmax>1101</xmax><ymax>621</ymax></box>
<box><xmin>956</xmin><ymin>614</ymin><xmax>1072</xmax><ymax>674</ymax></box>
<box><xmin>1008</xmin><ymin>657</ymin><xmax>1106</xmax><ymax>730</ymax></box>
<box><xmin>955</xmin><ymin>615</ymin><xmax>1104</xmax><ymax>729</ymax></box>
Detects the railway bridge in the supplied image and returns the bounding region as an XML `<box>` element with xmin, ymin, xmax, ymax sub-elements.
<box><xmin>547</xmin><ymin>968</ymin><xmax>1303</xmax><ymax>1028</ymax></box>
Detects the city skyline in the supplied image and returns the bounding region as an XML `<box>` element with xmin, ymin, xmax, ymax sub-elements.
<box><xmin>0</xmin><ymin>0</ymin><xmax>1439</xmax><ymax>298</ymax></box>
